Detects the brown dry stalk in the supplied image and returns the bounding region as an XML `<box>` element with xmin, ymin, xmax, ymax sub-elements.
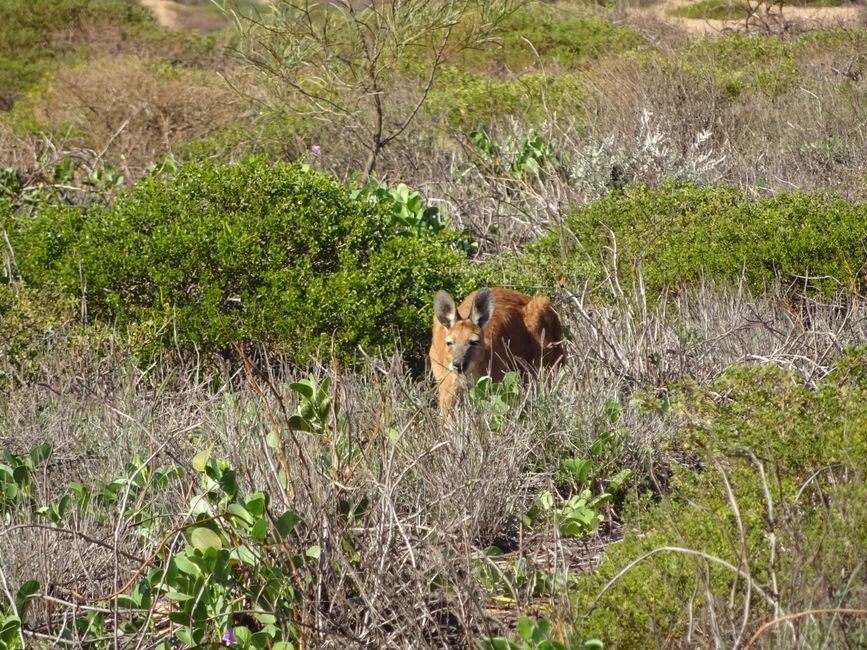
<box><xmin>743</xmin><ymin>608</ymin><xmax>867</xmax><ymax>649</ymax></box>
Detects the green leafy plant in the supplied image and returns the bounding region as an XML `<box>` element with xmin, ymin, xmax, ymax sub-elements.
<box><xmin>479</xmin><ymin>615</ymin><xmax>604</xmax><ymax>649</ymax></box>
<box><xmin>571</xmin><ymin>353</ymin><xmax>867</xmax><ymax>648</ymax></box>
<box><xmin>0</xmin><ymin>443</ymin><xmax>52</xmax><ymax>515</ymax></box>
<box><xmin>469</xmin><ymin>371</ymin><xmax>521</xmax><ymax>431</ymax></box>
<box><xmin>524</xmin><ymin>181</ymin><xmax>867</xmax><ymax>299</ymax></box>
<box><xmin>523</xmin><ymin>416</ymin><xmax>633</xmax><ymax>539</ymax></box>
<box><xmin>470</xmin><ymin>129</ymin><xmax>558</xmax><ymax>183</ymax></box>
<box><xmin>4</xmin><ymin>159</ymin><xmax>476</xmax><ymax>370</ymax></box>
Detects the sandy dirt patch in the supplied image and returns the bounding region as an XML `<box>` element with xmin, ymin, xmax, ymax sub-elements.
<box><xmin>635</xmin><ymin>0</ymin><xmax>863</xmax><ymax>34</ymax></box>
<box><xmin>138</xmin><ymin>0</ymin><xmax>862</xmax><ymax>35</ymax></box>
<box><xmin>139</xmin><ymin>0</ymin><xmax>182</xmax><ymax>29</ymax></box>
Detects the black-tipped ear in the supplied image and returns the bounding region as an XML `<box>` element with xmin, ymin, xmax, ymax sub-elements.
<box><xmin>434</xmin><ymin>290</ymin><xmax>457</xmax><ymax>330</ymax></box>
<box><xmin>471</xmin><ymin>287</ymin><xmax>494</xmax><ymax>329</ymax></box>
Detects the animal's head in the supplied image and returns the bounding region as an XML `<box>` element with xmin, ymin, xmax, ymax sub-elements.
<box><xmin>433</xmin><ymin>287</ymin><xmax>494</xmax><ymax>375</ymax></box>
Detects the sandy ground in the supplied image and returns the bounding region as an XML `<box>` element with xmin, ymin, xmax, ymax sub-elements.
<box><xmin>139</xmin><ymin>0</ymin><xmax>182</xmax><ymax>29</ymax></box>
<box><xmin>137</xmin><ymin>0</ymin><xmax>863</xmax><ymax>34</ymax></box>
<box><xmin>640</xmin><ymin>0</ymin><xmax>864</xmax><ymax>34</ymax></box>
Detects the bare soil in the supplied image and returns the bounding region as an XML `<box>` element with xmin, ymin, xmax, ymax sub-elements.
<box><xmin>138</xmin><ymin>0</ymin><xmax>230</xmax><ymax>31</ymax></box>
<box><xmin>137</xmin><ymin>0</ymin><xmax>863</xmax><ymax>35</ymax></box>
<box><xmin>635</xmin><ymin>0</ymin><xmax>864</xmax><ymax>33</ymax></box>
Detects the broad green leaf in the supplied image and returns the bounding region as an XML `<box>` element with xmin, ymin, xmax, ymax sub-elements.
<box><xmin>234</xmin><ymin>626</ymin><xmax>252</xmax><ymax>645</ymax></box>
<box><xmin>230</xmin><ymin>544</ymin><xmax>258</xmax><ymax>566</ymax></box>
<box><xmin>287</xmin><ymin>415</ymin><xmax>314</xmax><ymax>433</ymax></box>
<box><xmin>288</xmin><ymin>379</ymin><xmax>315</xmax><ymax>400</ymax></box>
<box><xmin>190</xmin><ymin>527</ymin><xmax>222</xmax><ymax>553</ymax></box>
<box><xmin>516</xmin><ymin>616</ymin><xmax>534</xmax><ymax>642</ymax></box>
<box><xmin>172</xmin><ymin>554</ymin><xmax>202</xmax><ymax>577</ymax></box>
<box><xmin>15</xmin><ymin>580</ymin><xmax>39</xmax><ymax>619</ymax></box>
<box><xmin>305</xmin><ymin>544</ymin><xmax>321</xmax><ymax>559</ymax></box>
<box><xmin>114</xmin><ymin>594</ymin><xmax>140</xmax><ymax>609</ymax></box>
<box><xmin>191</xmin><ymin>448</ymin><xmax>211</xmax><ymax>473</ymax></box>
<box><xmin>165</xmin><ymin>590</ymin><xmax>194</xmax><ymax>602</ymax></box>
<box><xmin>251</xmin><ymin>517</ymin><xmax>268</xmax><ymax>543</ymax></box>
<box><xmin>29</xmin><ymin>444</ymin><xmax>52</xmax><ymax>467</ymax></box>
<box><xmin>275</xmin><ymin>511</ymin><xmax>301</xmax><ymax>539</ymax></box>
<box><xmin>609</xmin><ymin>468</ymin><xmax>633</xmax><ymax>492</ymax></box>
<box><xmin>174</xmin><ymin>626</ymin><xmax>193</xmax><ymax>645</ymax></box>
<box><xmin>563</xmin><ymin>458</ymin><xmax>593</xmax><ymax>484</ymax></box>
<box><xmin>245</xmin><ymin>492</ymin><xmax>267</xmax><ymax>517</ymax></box>
<box><xmin>228</xmin><ymin>503</ymin><xmax>254</xmax><ymax>525</ymax></box>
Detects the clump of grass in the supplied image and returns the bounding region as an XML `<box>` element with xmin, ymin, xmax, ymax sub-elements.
<box><xmin>2</xmin><ymin>264</ymin><xmax>866</xmax><ymax>646</ymax></box>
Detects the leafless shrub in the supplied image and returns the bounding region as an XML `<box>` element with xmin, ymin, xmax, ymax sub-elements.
<box><xmin>25</xmin><ymin>55</ymin><xmax>239</xmax><ymax>180</ymax></box>
<box><xmin>560</xmin><ymin>271</ymin><xmax>867</xmax><ymax>389</ymax></box>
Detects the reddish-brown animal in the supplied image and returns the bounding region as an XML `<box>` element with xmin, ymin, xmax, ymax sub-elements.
<box><xmin>429</xmin><ymin>287</ymin><xmax>566</xmax><ymax>412</ymax></box>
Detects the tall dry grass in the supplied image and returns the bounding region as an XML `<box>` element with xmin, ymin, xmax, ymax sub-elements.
<box><xmin>2</xmin><ymin>278</ymin><xmax>865</xmax><ymax>646</ymax></box>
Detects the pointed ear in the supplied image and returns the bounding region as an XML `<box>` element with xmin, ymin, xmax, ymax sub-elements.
<box><xmin>471</xmin><ymin>287</ymin><xmax>494</xmax><ymax>329</ymax></box>
<box><xmin>434</xmin><ymin>290</ymin><xmax>457</xmax><ymax>330</ymax></box>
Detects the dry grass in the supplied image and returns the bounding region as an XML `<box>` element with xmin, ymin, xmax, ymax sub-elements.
<box><xmin>21</xmin><ymin>55</ymin><xmax>241</xmax><ymax>180</ymax></box>
<box><xmin>2</xmin><ymin>280</ymin><xmax>865</xmax><ymax>646</ymax></box>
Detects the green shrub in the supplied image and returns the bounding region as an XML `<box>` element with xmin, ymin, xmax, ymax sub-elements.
<box><xmin>4</xmin><ymin>159</ymin><xmax>474</xmax><ymax>370</ymax></box>
<box><xmin>426</xmin><ymin>68</ymin><xmax>588</xmax><ymax>131</ymax></box>
<box><xmin>572</xmin><ymin>353</ymin><xmax>867</xmax><ymax>647</ymax></box>
<box><xmin>458</xmin><ymin>8</ymin><xmax>646</xmax><ymax>72</ymax></box>
<box><xmin>499</xmin><ymin>13</ymin><xmax>646</xmax><ymax>70</ymax></box>
<box><xmin>650</xmin><ymin>32</ymin><xmax>801</xmax><ymax>98</ymax></box>
<box><xmin>0</xmin><ymin>283</ymin><xmax>77</xmax><ymax>386</ymax></box>
<box><xmin>523</xmin><ymin>181</ymin><xmax>867</xmax><ymax>298</ymax></box>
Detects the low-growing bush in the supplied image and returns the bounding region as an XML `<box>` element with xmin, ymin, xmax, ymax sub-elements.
<box><xmin>521</xmin><ymin>181</ymin><xmax>867</xmax><ymax>298</ymax></box>
<box><xmin>670</xmin><ymin>32</ymin><xmax>802</xmax><ymax>97</ymax></box>
<box><xmin>671</xmin><ymin>0</ymin><xmax>845</xmax><ymax>21</ymax></box>
<box><xmin>456</xmin><ymin>7</ymin><xmax>647</xmax><ymax>73</ymax></box>
<box><xmin>0</xmin><ymin>283</ymin><xmax>77</xmax><ymax>386</ymax></box>
<box><xmin>425</xmin><ymin>68</ymin><xmax>588</xmax><ymax>132</ymax></box>
<box><xmin>4</xmin><ymin>159</ymin><xmax>475</xmax><ymax>369</ymax></box>
<box><xmin>497</xmin><ymin>12</ymin><xmax>647</xmax><ymax>71</ymax></box>
<box><xmin>572</xmin><ymin>351</ymin><xmax>867</xmax><ymax>648</ymax></box>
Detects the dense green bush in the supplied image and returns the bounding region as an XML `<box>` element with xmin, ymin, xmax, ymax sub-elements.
<box><xmin>0</xmin><ymin>284</ymin><xmax>77</xmax><ymax>386</ymax></box>
<box><xmin>3</xmin><ymin>159</ymin><xmax>475</xmax><ymax>369</ymax></box>
<box><xmin>456</xmin><ymin>8</ymin><xmax>646</xmax><ymax>73</ymax></box>
<box><xmin>521</xmin><ymin>181</ymin><xmax>867</xmax><ymax>298</ymax></box>
<box><xmin>572</xmin><ymin>351</ymin><xmax>867</xmax><ymax>647</ymax></box>
<box><xmin>498</xmin><ymin>13</ymin><xmax>646</xmax><ymax>70</ymax></box>
<box><xmin>426</xmin><ymin>68</ymin><xmax>587</xmax><ymax>131</ymax></box>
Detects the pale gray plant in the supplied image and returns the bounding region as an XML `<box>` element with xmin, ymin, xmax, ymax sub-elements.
<box><xmin>570</xmin><ymin>109</ymin><xmax>726</xmax><ymax>203</ymax></box>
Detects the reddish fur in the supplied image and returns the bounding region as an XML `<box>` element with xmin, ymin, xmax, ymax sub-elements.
<box><xmin>429</xmin><ymin>288</ymin><xmax>566</xmax><ymax>412</ymax></box>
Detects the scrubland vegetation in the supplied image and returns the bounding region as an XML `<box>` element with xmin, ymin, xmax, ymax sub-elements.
<box><xmin>1</xmin><ymin>0</ymin><xmax>866</xmax><ymax>647</ymax></box>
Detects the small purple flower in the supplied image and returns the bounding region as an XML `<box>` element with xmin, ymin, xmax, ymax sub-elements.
<box><xmin>310</xmin><ymin>145</ymin><xmax>321</xmax><ymax>155</ymax></box>
<box><xmin>222</xmin><ymin>627</ymin><xmax>236</xmax><ymax>645</ymax></box>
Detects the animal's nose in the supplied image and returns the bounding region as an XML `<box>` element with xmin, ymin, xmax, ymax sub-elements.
<box><xmin>450</xmin><ymin>359</ymin><xmax>469</xmax><ymax>374</ymax></box>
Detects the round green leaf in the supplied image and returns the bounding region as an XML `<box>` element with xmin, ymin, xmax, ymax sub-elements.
<box><xmin>190</xmin><ymin>527</ymin><xmax>222</xmax><ymax>552</ymax></box>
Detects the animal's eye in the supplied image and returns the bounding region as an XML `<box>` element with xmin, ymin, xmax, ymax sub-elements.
<box><xmin>468</xmin><ymin>339</ymin><xmax>480</xmax><ymax>347</ymax></box>
<box><xmin>445</xmin><ymin>340</ymin><xmax>454</xmax><ymax>348</ymax></box>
